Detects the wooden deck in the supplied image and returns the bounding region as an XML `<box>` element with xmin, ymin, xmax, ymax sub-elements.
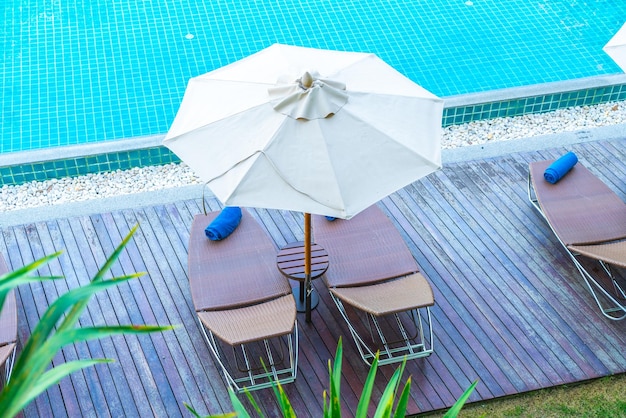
<box><xmin>2</xmin><ymin>138</ymin><xmax>626</xmax><ymax>417</ymax></box>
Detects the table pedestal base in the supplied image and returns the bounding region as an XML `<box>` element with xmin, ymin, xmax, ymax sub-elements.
<box><xmin>293</xmin><ymin>284</ymin><xmax>319</xmax><ymax>313</ymax></box>
<box><xmin>276</xmin><ymin>241</ymin><xmax>329</xmax><ymax>323</ymax></box>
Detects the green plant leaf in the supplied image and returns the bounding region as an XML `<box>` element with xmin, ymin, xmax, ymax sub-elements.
<box><xmin>43</xmin><ymin>324</ymin><xmax>174</xmax><ymax>357</ymax></box>
<box><xmin>355</xmin><ymin>351</ymin><xmax>379</xmax><ymax>418</ymax></box>
<box><xmin>392</xmin><ymin>376</ymin><xmax>411</xmax><ymax>418</ymax></box>
<box><xmin>57</xmin><ymin>273</ymin><xmax>144</xmax><ymax>334</ymax></box>
<box><xmin>58</xmin><ymin>224</ymin><xmax>141</xmax><ymax>334</ymax></box>
<box><xmin>12</xmin><ymin>277</ymin><xmax>138</xmax><ymax>381</ymax></box>
<box><xmin>0</xmin><ymin>224</ymin><xmax>173</xmax><ymax>418</ymax></box>
<box><xmin>0</xmin><ymin>358</ymin><xmax>112</xmax><ymax>418</ymax></box>
<box><xmin>95</xmin><ymin>224</ymin><xmax>139</xmax><ymax>281</ymax></box>
<box><xmin>373</xmin><ymin>358</ymin><xmax>406</xmax><ymax>418</ymax></box>
<box><xmin>34</xmin><ymin>360</ymin><xmax>113</xmax><ymax>401</ymax></box>
<box><xmin>184</xmin><ymin>402</ymin><xmax>205</xmax><ymax>418</ymax></box>
<box><xmin>0</xmin><ymin>251</ymin><xmax>63</xmax><ymax>309</ymax></box>
<box><xmin>228</xmin><ymin>387</ymin><xmax>253</xmax><ymax>418</ymax></box>
<box><xmin>274</xmin><ymin>382</ymin><xmax>295</xmax><ymax>417</ymax></box>
<box><xmin>184</xmin><ymin>401</ymin><xmax>238</xmax><ymax>418</ymax></box>
<box><xmin>443</xmin><ymin>379</ymin><xmax>478</xmax><ymax>418</ymax></box>
<box><xmin>243</xmin><ymin>388</ymin><xmax>263</xmax><ymax>416</ymax></box>
<box><xmin>10</xmin><ymin>323</ymin><xmax>173</xmax><ymax>405</ymax></box>
<box><xmin>0</xmin><ymin>251</ymin><xmax>62</xmax><ymax>285</ymax></box>
<box><xmin>326</xmin><ymin>337</ymin><xmax>343</xmax><ymax>417</ymax></box>
<box><xmin>323</xmin><ymin>390</ymin><xmax>329</xmax><ymax>418</ymax></box>
<box><xmin>1</xmin><ymin>279</ymin><xmax>151</xmax><ymax>412</ymax></box>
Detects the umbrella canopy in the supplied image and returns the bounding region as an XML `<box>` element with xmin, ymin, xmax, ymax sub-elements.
<box><xmin>604</xmin><ymin>22</ymin><xmax>626</xmax><ymax>72</ymax></box>
<box><xmin>163</xmin><ymin>43</ymin><xmax>443</xmax><ymax>220</ymax></box>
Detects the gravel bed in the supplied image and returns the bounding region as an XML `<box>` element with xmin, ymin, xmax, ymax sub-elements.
<box><xmin>2</xmin><ymin>100</ymin><xmax>626</xmax><ymax>213</ymax></box>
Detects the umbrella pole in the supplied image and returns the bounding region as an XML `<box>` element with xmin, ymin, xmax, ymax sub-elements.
<box><xmin>304</xmin><ymin>212</ymin><xmax>312</xmax><ymax>323</ymax></box>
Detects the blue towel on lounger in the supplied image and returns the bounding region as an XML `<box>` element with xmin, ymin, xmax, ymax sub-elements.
<box><xmin>205</xmin><ymin>207</ymin><xmax>242</xmax><ymax>241</ymax></box>
<box><xmin>544</xmin><ymin>152</ymin><xmax>578</xmax><ymax>184</ymax></box>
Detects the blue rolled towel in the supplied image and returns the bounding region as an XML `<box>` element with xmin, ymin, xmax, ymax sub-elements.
<box><xmin>325</xmin><ymin>216</ymin><xmax>336</xmax><ymax>221</ymax></box>
<box><xmin>205</xmin><ymin>207</ymin><xmax>242</xmax><ymax>241</ymax></box>
<box><xmin>544</xmin><ymin>152</ymin><xmax>578</xmax><ymax>184</ymax></box>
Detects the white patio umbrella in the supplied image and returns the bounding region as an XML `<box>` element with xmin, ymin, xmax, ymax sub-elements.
<box><xmin>604</xmin><ymin>22</ymin><xmax>626</xmax><ymax>72</ymax></box>
<box><xmin>164</xmin><ymin>43</ymin><xmax>443</xmax><ymax>321</ymax></box>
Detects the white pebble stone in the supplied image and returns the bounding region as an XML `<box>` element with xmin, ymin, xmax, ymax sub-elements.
<box><xmin>1</xmin><ymin>100</ymin><xmax>625</xmax><ymax>213</ymax></box>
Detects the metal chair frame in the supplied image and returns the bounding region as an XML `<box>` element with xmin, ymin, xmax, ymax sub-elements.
<box><xmin>198</xmin><ymin>318</ymin><xmax>298</xmax><ymax>393</ymax></box>
<box><xmin>1</xmin><ymin>344</ymin><xmax>16</xmax><ymax>385</ymax></box>
<box><xmin>528</xmin><ymin>172</ymin><xmax>626</xmax><ymax>321</ymax></box>
<box><xmin>329</xmin><ymin>292</ymin><xmax>434</xmax><ymax>366</ymax></box>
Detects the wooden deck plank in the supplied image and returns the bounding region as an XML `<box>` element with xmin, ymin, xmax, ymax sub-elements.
<box><xmin>463</xmin><ymin>157</ymin><xmax>615</xmax><ymax>378</ymax></box>
<box><xmin>93</xmin><ymin>211</ymin><xmax>192</xmax><ymax>417</ymax></box>
<box><xmin>399</xmin><ymin>180</ymin><xmax>544</xmax><ymax>392</ymax></box>
<box><xmin>140</xmin><ymin>205</ymin><xmax>235</xmax><ymax>412</ymax></box>
<box><xmin>2</xmin><ymin>138</ymin><xmax>626</xmax><ymax>416</ymax></box>
<box><xmin>3</xmin><ymin>225</ymin><xmax>58</xmax><ymax>417</ymax></box>
<box><xmin>77</xmin><ymin>214</ymin><xmax>156</xmax><ymax>417</ymax></box>
<box><xmin>66</xmin><ymin>215</ymin><xmax>133</xmax><ymax>417</ymax></box>
<box><xmin>34</xmin><ymin>220</ymin><xmax>106</xmax><ymax>418</ymax></box>
<box><xmin>484</xmin><ymin>155</ymin><xmax>626</xmax><ymax>371</ymax></box>
<box><xmin>380</xmin><ymin>197</ymin><xmax>507</xmax><ymax>401</ymax></box>
<box><xmin>425</xmin><ymin>167</ymin><xmax>570</xmax><ymax>385</ymax></box>
<box><xmin>49</xmin><ymin>217</ymin><xmax>120</xmax><ymax>417</ymax></box>
<box><xmin>384</xmin><ymin>190</ymin><xmax>520</xmax><ymax>401</ymax></box>
<box><xmin>132</xmin><ymin>208</ymin><xmax>211</xmax><ymax>406</ymax></box>
<box><xmin>89</xmin><ymin>211</ymin><xmax>178</xmax><ymax>417</ymax></box>
<box><xmin>114</xmin><ymin>209</ymin><xmax>200</xmax><ymax>416</ymax></box>
<box><xmin>440</xmin><ymin>160</ymin><xmax>600</xmax><ymax>381</ymax></box>
<box><xmin>438</xmin><ymin>155</ymin><xmax>604</xmax><ymax>380</ymax></box>
<box><xmin>156</xmin><ymin>202</ymin><xmax>241</xmax><ymax>413</ymax></box>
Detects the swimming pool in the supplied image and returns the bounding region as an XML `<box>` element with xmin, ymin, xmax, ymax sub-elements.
<box><xmin>1</xmin><ymin>0</ymin><xmax>625</xmax><ymax>155</ymax></box>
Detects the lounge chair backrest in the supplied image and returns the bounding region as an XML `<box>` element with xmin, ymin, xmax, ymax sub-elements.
<box><xmin>0</xmin><ymin>255</ymin><xmax>17</xmax><ymax>347</ymax></box>
<box><xmin>188</xmin><ymin>210</ymin><xmax>291</xmax><ymax>311</ymax></box>
<box><xmin>529</xmin><ymin>160</ymin><xmax>626</xmax><ymax>245</ymax></box>
<box><xmin>313</xmin><ymin>205</ymin><xmax>418</xmax><ymax>287</ymax></box>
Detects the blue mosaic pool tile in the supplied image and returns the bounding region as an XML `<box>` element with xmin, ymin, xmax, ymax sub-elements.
<box><xmin>442</xmin><ymin>84</ymin><xmax>626</xmax><ymax>126</ymax></box>
<box><xmin>2</xmin><ymin>0</ymin><xmax>626</xmax><ymax>155</ymax></box>
<box><xmin>2</xmin><ymin>1</ymin><xmax>626</xmax><ymax>186</ymax></box>
<box><xmin>0</xmin><ymin>147</ymin><xmax>181</xmax><ymax>187</ymax></box>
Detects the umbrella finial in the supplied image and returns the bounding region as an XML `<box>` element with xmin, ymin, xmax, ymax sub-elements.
<box><xmin>269</xmin><ymin>70</ymin><xmax>349</xmax><ymax>120</ymax></box>
<box><xmin>300</xmin><ymin>71</ymin><xmax>313</xmax><ymax>89</ymax></box>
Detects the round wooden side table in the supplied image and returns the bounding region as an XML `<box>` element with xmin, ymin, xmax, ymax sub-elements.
<box><xmin>276</xmin><ymin>241</ymin><xmax>329</xmax><ymax>322</ymax></box>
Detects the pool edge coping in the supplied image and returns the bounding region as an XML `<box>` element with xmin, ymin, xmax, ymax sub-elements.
<box><xmin>443</xmin><ymin>73</ymin><xmax>626</xmax><ymax>107</ymax></box>
<box><xmin>2</xmin><ymin>122</ymin><xmax>625</xmax><ymax>228</ymax></box>
<box><xmin>2</xmin><ymin>73</ymin><xmax>626</xmax><ymax>185</ymax></box>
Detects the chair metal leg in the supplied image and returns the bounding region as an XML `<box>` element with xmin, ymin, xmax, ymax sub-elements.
<box><xmin>198</xmin><ymin>318</ymin><xmax>299</xmax><ymax>393</ymax></box>
<box><xmin>529</xmin><ymin>177</ymin><xmax>626</xmax><ymax>321</ymax></box>
<box><xmin>3</xmin><ymin>345</ymin><xmax>16</xmax><ymax>385</ymax></box>
<box><xmin>329</xmin><ymin>292</ymin><xmax>434</xmax><ymax>366</ymax></box>
<box><xmin>571</xmin><ymin>254</ymin><xmax>626</xmax><ymax>320</ymax></box>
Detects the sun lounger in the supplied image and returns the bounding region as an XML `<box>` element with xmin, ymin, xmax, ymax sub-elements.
<box><xmin>312</xmin><ymin>205</ymin><xmax>435</xmax><ymax>366</ymax></box>
<box><xmin>0</xmin><ymin>254</ymin><xmax>17</xmax><ymax>385</ymax></box>
<box><xmin>188</xmin><ymin>209</ymin><xmax>298</xmax><ymax>392</ymax></box>
<box><xmin>528</xmin><ymin>159</ymin><xmax>626</xmax><ymax>320</ymax></box>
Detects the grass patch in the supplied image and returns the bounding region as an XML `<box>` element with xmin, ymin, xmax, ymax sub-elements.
<box><xmin>418</xmin><ymin>373</ymin><xmax>626</xmax><ymax>418</ymax></box>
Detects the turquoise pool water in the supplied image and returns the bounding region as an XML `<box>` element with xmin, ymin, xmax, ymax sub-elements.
<box><xmin>1</xmin><ymin>0</ymin><xmax>625</xmax><ymax>154</ymax></box>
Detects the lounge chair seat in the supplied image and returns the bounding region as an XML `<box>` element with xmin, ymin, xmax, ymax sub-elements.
<box><xmin>313</xmin><ymin>205</ymin><xmax>435</xmax><ymax>366</ymax></box>
<box><xmin>528</xmin><ymin>159</ymin><xmax>626</xmax><ymax>320</ymax></box>
<box><xmin>329</xmin><ymin>274</ymin><xmax>434</xmax><ymax>316</ymax></box>
<box><xmin>0</xmin><ymin>254</ymin><xmax>17</xmax><ymax>385</ymax></box>
<box><xmin>188</xmin><ymin>209</ymin><xmax>298</xmax><ymax>392</ymax></box>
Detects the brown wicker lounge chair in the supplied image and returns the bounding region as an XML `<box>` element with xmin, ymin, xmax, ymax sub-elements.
<box><xmin>188</xmin><ymin>209</ymin><xmax>298</xmax><ymax>392</ymax></box>
<box><xmin>312</xmin><ymin>205</ymin><xmax>435</xmax><ymax>366</ymax></box>
<box><xmin>528</xmin><ymin>159</ymin><xmax>626</xmax><ymax>320</ymax></box>
<box><xmin>0</xmin><ymin>254</ymin><xmax>17</xmax><ymax>385</ymax></box>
